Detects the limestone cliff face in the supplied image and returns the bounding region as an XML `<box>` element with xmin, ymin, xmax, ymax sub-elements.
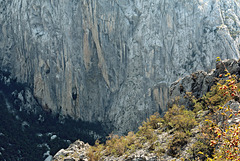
<box><xmin>0</xmin><ymin>0</ymin><xmax>239</xmax><ymax>134</ymax></box>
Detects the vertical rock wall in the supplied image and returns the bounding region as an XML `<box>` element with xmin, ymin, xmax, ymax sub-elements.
<box><xmin>0</xmin><ymin>0</ymin><xmax>239</xmax><ymax>134</ymax></box>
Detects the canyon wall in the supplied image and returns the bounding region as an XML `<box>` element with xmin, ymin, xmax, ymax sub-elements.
<box><xmin>0</xmin><ymin>0</ymin><xmax>240</xmax><ymax>134</ymax></box>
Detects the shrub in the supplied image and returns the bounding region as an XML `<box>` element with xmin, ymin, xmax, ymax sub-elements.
<box><xmin>163</xmin><ymin>104</ymin><xmax>198</xmax><ymax>157</ymax></box>
<box><xmin>188</xmin><ymin>132</ymin><xmax>214</xmax><ymax>160</ymax></box>
<box><xmin>87</xmin><ymin>113</ymin><xmax>163</xmax><ymax>159</ymax></box>
<box><xmin>164</xmin><ymin>105</ymin><xmax>198</xmax><ymax>132</ymax></box>
<box><xmin>192</xmin><ymin>57</ymin><xmax>240</xmax><ymax>160</ymax></box>
<box><xmin>167</xmin><ymin>131</ymin><xmax>188</xmax><ymax>157</ymax></box>
<box><xmin>87</xmin><ymin>140</ymin><xmax>105</xmax><ymax>161</ymax></box>
<box><xmin>137</xmin><ymin>123</ymin><xmax>157</xmax><ymax>142</ymax></box>
<box><xmin>146</xmin><ymin>112</ymin><xmax>164</xmax><ymax>129</ymax></box>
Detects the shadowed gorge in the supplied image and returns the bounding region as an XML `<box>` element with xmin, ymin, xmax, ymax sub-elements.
<box><xmin>0</xmin><ymin>70</ymin><xmax>109</xmax><ymax>160</ymax></box>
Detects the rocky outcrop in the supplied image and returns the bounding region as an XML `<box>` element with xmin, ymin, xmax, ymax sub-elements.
<box><xmin>0</xmin><ymin>0</ymin><xmax>240</xmax><ymax>134</ymax></box>
<box><xmin>53</xmin><ymin>140</ymin><xmax>90</xmax><ymax>161</ymax></box>
<box><xmin>53</xmin><ymin>139</ymin><xmax>159</xmax><ymax>161</ymax></box>
<box><xmin>169</xmin><ymin>59</ymin><xmax>240</xmax><ymax>107</ymax></box>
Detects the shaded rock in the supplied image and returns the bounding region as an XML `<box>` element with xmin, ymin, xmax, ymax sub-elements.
<box><xmin>44</xmin><ymin>155</ymin><xmax>53</xmax><ymax>161</ymax></box>
<box><xmin>51</xmin><ymin>135</ymin><xmax>57</xmax><ymax>140</ymax></box>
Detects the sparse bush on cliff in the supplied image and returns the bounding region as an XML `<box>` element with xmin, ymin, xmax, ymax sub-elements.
<box><xmin>164</xmin><ymin>104</ymin><xmax>198</xmax><ymax>132</ymax></box>
<box><xmin>164</xmin><ymin>104</ymin><xmax>198</xmax><ymax>156</ymax></box>
<box><xmin>87</xmin><ymin>103</ymin><xmax>199</xmax><ymax>159</ymax></box>
<box><xmin>188</xmin><ymin>124</ymin><xmax>214</xmax><ymax>160</ymax></box>
<box><xmin>167</xmin><ymin>131</ymin><xmax>188</xmax><ymax>157</ymax></box>
<box><xmin>87</xmin><ymin>57</ymin><xmax>240</xmax><ymax>160</ymax></box>
<box><xmin>203</xmin><ymin>57</ymin><xmax>240</xmax><ymax>160</ymax></box>
<box><xmin>187</xmin><ymin>57</ymin><xmax>240</xmax><ymax>160</ymax></box>
<box><xmin>87</xmin><ymin>115</ymin><xmax>161</xmax><ymax>160</ymax></box>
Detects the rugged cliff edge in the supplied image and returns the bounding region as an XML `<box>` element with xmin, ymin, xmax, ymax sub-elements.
<box><xmin>0</xmin><ymin>0</ymin><xmax>240</xmax><ymax>133</ymax></box>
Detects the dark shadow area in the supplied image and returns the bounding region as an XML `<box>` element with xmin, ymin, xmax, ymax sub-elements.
<box><xmin>0</xmin><ymin>70</ymin><xmax>108</xmax><ymax>161</ymax></box>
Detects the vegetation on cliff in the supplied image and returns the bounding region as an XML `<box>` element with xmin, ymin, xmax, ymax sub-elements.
<box><xmin>85</xmin><ymin>58</ymin><xmax>240</xmax><ymax>160</ymax></box>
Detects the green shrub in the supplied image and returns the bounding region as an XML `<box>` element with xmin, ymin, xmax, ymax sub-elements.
<box><xmin>167</xmin><ymin>131</ymin><xmax>188</xmax><ymax>157</ymax></box>
<box><xmin>146</xmin><ymin>112</ymin><xmax>164</xmax><ymax>129</ymax></box>
<box><xmin>188</xmin><ymin>133</ymin><xmax>214</xmax><ymax>160</ymax></box>
<box><xmin>164</xmin><ymin>105</ymin><xmax>198</xmax><ymax>132</ymax></box>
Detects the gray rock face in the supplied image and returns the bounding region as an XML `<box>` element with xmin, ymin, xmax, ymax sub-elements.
<box><xmin>0</xmin><ymin>0</ymin><xmax>240</xmax><ymax>134</ymax></box>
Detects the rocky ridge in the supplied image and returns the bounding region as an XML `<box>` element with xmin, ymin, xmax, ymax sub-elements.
<box><xmin>169</xmin><ymin>58</ymin><xmax>240</xmax><ymax>107</ymax></box>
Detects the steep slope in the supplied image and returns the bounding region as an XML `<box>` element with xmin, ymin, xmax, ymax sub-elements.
<box><xmin>0</xmin><ymin>0</ymin><xmax>240</xmax><ymax>133</ymax></box>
